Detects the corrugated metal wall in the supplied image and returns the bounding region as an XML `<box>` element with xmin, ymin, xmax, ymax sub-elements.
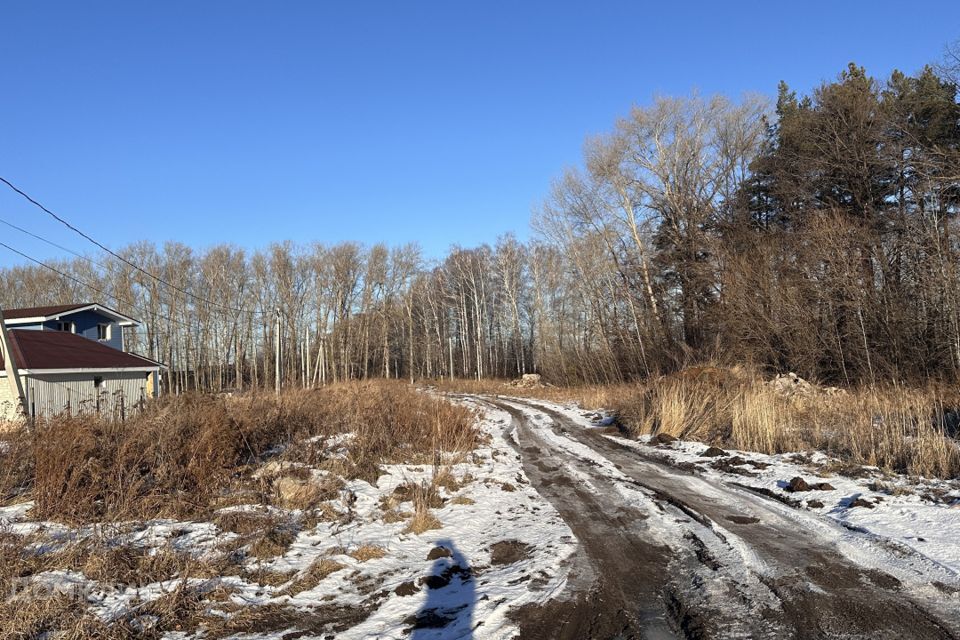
<box><xmin>24</xmin><ymin>372</ymin><xmax>151</xmax><ymax>420</ymax></box>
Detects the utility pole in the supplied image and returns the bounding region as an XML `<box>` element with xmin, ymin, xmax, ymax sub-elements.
<box><xmin>0</xmin><ymin>307</ymin><xmax>26</xmax><ymax>420</ymax></box>
<box><xmin>274</xmin><ymin>307</ymin><xmax>281</xmax><ymax>397</ymax></box>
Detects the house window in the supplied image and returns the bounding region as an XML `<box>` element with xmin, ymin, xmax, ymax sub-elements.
<box><xmin>56</xmin><ymin>321</ymin><xmax>75</xmax><ymax>333</ymax></box>
<box><xmin>97</xmin><ymin>324</ymin><xmax>111</xmax><ymax>341</ymax></box>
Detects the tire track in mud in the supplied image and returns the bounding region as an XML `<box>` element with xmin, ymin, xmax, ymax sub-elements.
<box><xmin>477</xmin><ymin>398</ymin><xmax>781</xmax><ymax>640</ymax></box>
<box><xmin>473</xmin><ymin>396</ymin><xmax>960</xmax><ymax>640</ymax></box>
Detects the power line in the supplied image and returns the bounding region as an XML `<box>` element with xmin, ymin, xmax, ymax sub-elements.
<box><xmin>0</xmin><ymin>176</ymin><xmax>265</xmax><ymax>316</ymax></box>
<box><xmin>0</xmin><ymin>240</ymin><xmax>204</xmax><ymax>334</ymax></box>
<box><xmin>0</xmin><ymin>215</ymin><xmax>101</xmax><ymax>265</ymax></box>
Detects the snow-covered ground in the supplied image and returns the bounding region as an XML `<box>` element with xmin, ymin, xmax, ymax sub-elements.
<box><xmin>0</xmin><ymin>403</ymin><xmax>577</xmax><ymax>639</ymax></box>
<box><xmin>6</xmin><ymin>391</ymin><xmax>960</xmax><ymax>637</ymax></box>
<box><xmin>523</xmin><ymin>397</ymin><xmax>960</xmax><ymax>578</ymax></box>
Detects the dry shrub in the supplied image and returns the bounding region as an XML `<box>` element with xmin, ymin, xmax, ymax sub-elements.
<box><xmin>293</xmin><ymin>380</ymin><xmax>479</xmax><ymax>471</ymax></box>
<box><xmin>246</xmin><ymin>567</ymin><xmax>296</xmax><ymax>587</ymax></box>
<box><xmin>435</xmin><ymin>470</ymin><xmax>472</xmax><ymax>493</ymax></box>
<box><xmin>303</xmin><ymin>502</ymin><xmax>341</xmax><ymax>527</ymax></box>
<box><xmin>405</xmin><ymin>481</ymin><xmax>443</xmax><ymax>535</ymax></box>
<box><xmin>0</xmin><ymin>531</ymin><xmax>34</xmax><ymax>598</ymax></box>
<box><xmin>126</xmin><ymin>579</ymin><xmax>207</xmax><ymax>636</ymax></box>
<box><xmin>74</xmin><ymin>542</ymin><xmax>188</xmax><ymax>587</ymax></box>
<box><xmin>15</xmin><ymin>393</ymin><xmax>296</xmax><ymax>522</ymax></box>
<box><xmin>406</xmin><ymin>511</ymin><xmax>442</xmax><ymax>535</ymax></box>
<box><xmin>0</xmin><ymin>427</ymin><xmax>32</xmax><ymax>504</ymax></box>
<box><xmin>0</xmin><ymin>381</ymin><xmax>477</xmax><ymax>524</ymax></box>
<box><xmin>794</xmin><ymin>385</ymin><xmax>960</xmax><ymax>478</ymax></box>
<box><xmin>0</xmin><ymin>578</ymin><xmax>208</xmax><ymax>639</ymax></box>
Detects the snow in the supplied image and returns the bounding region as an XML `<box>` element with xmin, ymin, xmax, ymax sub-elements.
<box><xmin>0</xmin><ymin>402</ymin><xmax>577</xmax><ymax>639</ymax></box>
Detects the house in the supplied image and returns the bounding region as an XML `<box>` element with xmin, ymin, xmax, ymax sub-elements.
<box><xmin>1</xmin><ymin>303</ymin><xmax>138</xmax><ymax>350</ymax></box>
<box><xmin>0</xmin><ymin>303</ymin><xmax>164</xmax><ymax>422</ymax></box>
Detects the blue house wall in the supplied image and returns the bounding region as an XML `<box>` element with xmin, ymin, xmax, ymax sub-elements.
<box><xmin>13</xmin><ymin>309</ymin><xmax>125</xmax><ymax>351</ymax></box>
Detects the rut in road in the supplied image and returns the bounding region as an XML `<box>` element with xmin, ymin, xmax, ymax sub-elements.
<box><xmin>471</xmin><ymin>396</ymin><xmax>960</xmax><ymax>640</ymax></box>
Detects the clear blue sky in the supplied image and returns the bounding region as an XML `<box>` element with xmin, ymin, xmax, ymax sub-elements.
<box><xmin>1</xmin><ymin>1</ymin><xmax>957</xmax><ymax>267</ymax></box>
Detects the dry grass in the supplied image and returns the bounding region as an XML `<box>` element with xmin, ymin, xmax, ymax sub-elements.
<box><xmin>348</xmin><ymin>545</ymin><xmax>387</xmax><ymax>562</ymax></box>
<box><xmin>215</xmin><ymin>510</ymin><xmax>276</xmax><ymax>536</ymax></box>
<box><xmin>0</xmin><ymin>380</ymin><xmax>477</xmax><ymax>524</ymax></box>
<box><xmin>381</xmin><ymin>508</ymin><xmax>412</xmax><ymax>523</ymax></box>
<box><xmin>280</xmin><ymin>558</ymin><xmax>346</xmax><ymax>596</ymax></box>
<box><xmin>405</xmin><ymin>480</ymin><xmax>444</xmax><ymax>534</ymax></box>
<box><xmin>437</xmin><ymin>371</ymin><xmax>960</xmax><ymax>479</ymax></box>
<box><xmin>248</xmin><ymin>525</ymin><xmax>297</xmax><ymax>559</ymax></box>
<box><xmin>272</xmin><ymin>473</ymin><xmax>343</xmax><ymax>510</ymax></box>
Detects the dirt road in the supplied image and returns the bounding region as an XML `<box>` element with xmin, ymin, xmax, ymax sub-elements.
<box><xmin>469</xmin><ymin>396</ymin><xmax>960</xmax><ymax>640</ymax></box>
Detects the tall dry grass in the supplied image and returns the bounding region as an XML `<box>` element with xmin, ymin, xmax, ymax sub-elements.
<box><xmin>0</xmin><ymin>380</ymin><xmax>477</xmax><ymax>523</ymax></box>
<box><xmin>618</xmin><ymin>377</ymin><xmax>960</xmax><ymax>478</ymax></box>
<box><xmin>435</xmin><ymin>372</ymin><xmax>960</xmax><ymax>479</ymax></box>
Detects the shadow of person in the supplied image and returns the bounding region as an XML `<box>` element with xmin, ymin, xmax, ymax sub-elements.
<box><xmin>409</xmin><ymin>539</ymin><xmax>476</xmax><ymax>639</ymax></box>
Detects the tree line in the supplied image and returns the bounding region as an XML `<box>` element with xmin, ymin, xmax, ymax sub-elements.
<box><xmin>2</xmin><ymin>54</ymin><xmax>959</xmax><ymax>389</ymax></box>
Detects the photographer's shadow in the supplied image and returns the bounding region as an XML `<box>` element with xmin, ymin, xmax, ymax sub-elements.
<box><xmin>409</xmin><ymin>539</ymin><xmax>476</xmax><ymax>639</ymax></box>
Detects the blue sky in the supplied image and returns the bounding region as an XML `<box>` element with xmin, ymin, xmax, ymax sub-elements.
<box><xmin>1</xmin><ymin>1</ymin><xmax>957</xmax><ymax>267</ymax></box>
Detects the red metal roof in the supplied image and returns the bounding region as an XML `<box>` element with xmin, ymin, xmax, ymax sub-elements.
<box><xmin>1</xmin><ymin>330</ymin><xmax>161</xmax><ymax>371</ymax></box>
<box><xmin>1</xmin><ymin>304</ymin><xmax>90</xmax><ymax>320</ymax></box>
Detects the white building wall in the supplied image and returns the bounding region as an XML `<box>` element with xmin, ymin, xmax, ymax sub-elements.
<box><xmin>0</xmin><ymin>374</ymin><xmax>24</xmax><ymax>424</ymax></box>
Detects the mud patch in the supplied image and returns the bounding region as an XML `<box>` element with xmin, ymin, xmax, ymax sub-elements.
<box><xmin>404</xmin><ymin>603</ymin><xmax>469</xmax><ymax>630</ymax></box>
<box><xmin>684</xmin><ymin>531</ymin><xmax>721</xmax><ymax>570</ymax></box>
<box><xmin>725</xmin><ymin>514</ymin><xmax>760</xmax><ymax>525</ymax></box>
<box><xmin>426</xmin><ymin>546</ymin><xmax>452</xmax><ymax>560</ymax></box>
<box><xmin>863</xmin><ymin>569</ymin><xmax>902</xmax><ymax>590</ymax></box>
<box><xmin>394</xmin><ymin>580</ymin><xmax>419</xmax><ymax>596</ymax></box>
<box><xmin>490</xmin><ymin>540</ymin><xmax>532</xmax><ymax>566</ymax></box>
<box><xmin>711</xmin><ymin>458</ymin><xmax>759</xmax><ymax>476</ymax></box>
<box><xmin>731</xmin><ymin>482</ymin><xmax>801</xmax><ymax>508</ymax></box>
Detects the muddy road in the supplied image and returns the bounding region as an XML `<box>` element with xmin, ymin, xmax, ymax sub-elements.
<box><xmin>467</xmin><ymin>396</ymin><xmax>960</xmax><ymax>640</ymax></box>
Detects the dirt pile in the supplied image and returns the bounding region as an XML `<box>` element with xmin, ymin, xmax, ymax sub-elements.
<box><xmin>785</xmin><ymin>476</ymin><xmax>835</xmax><ymax>492</ymax></box>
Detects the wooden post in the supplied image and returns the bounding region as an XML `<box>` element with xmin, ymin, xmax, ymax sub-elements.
<box><xmin>0</xmin><ymin>307</ymin><xmax>26</xmax><ymax>419</ymax></box>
